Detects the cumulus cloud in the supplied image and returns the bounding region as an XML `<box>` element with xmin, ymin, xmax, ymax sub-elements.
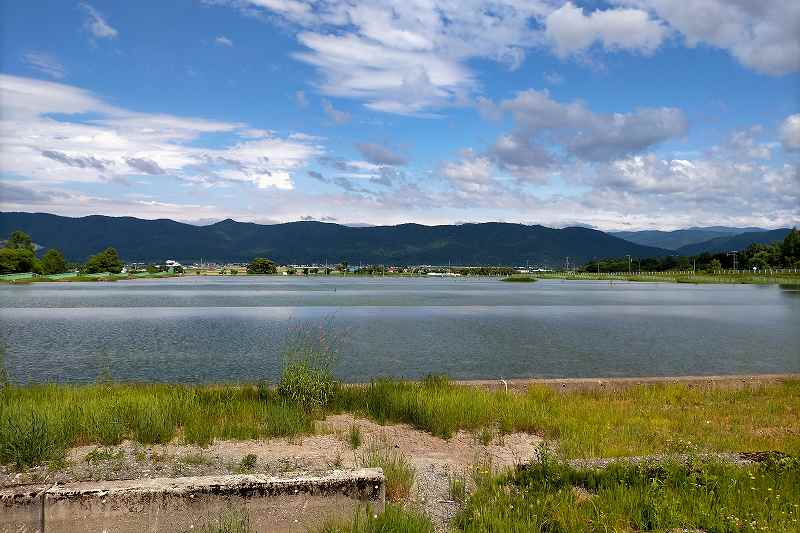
<box><xmin>322</xmin><ymin>99</ymin><xmax>351</xmax><ymax>124</ymax></box>
<box><xmin>780</xmin><ymin>114</ymin><xmax>800</xmax><ymax>151</ymax></box>
<box><xmin>616</xmin><ymin>0</ymin><xmax>800</xmax><ymax>76</ymax></box>
<box><xmin>22</xmin><ymin>52</ymin><xmax>66</xmax><ymax>79</ymax></box>
<box><xmin>498</xmin><ymin>89</ymin><xmax>686</xmax><ymax>163</ymax></box>
<box><xmin>724</xmin><ymin>126</ymin><xmax>772</xmax><ymax>160</ymax></box>
<box><xmin>545</xmin><ymin>2</ymin><xmax>667</xmax><ymax>57</ymax></box>
<box><xmin>79</xmin><ymin>3</ymin><xmax>118</xmax><ymax>40</ymax></box>
<box><xmin>0</xmin><ymin>74</ymin><xmax>323</xmax><ymax>191</ymax></box>
<box><xmin>355</xmin><ymin>143</ymin><xmax>407</xmax><ymax>166</ymax></box>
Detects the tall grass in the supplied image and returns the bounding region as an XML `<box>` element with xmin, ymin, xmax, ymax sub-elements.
<box><xmin>0</xmin><ymin>384</ymin><xmax>312</xmax><ymax>467</ymax></box>
<box><xmin>1</xmin><ymin>378</ymin><xmax>798</xmax><ymax>468</ymax></box>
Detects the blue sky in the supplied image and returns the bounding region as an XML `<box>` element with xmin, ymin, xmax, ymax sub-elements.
<box><xmin>0</xmin><ymin>0</ymin><xmax>798</xmax><ymax>229</ymax></box>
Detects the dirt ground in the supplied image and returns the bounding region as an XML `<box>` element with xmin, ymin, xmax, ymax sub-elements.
<box><xmin>0</xmin><ymin>414</ymin><xmax>544</xmax><ymax>531</ymax></box>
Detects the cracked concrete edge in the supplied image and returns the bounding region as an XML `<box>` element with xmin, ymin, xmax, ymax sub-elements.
<box><xmin>1</xmin><ymin>468</ymin><xmax>385</xmax><ymax>505</ymax></box>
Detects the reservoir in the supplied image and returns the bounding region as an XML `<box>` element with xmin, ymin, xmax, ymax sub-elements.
<box><xmin>1</xmin><ymin>276</ymin><xmax>798</xmax><ymax>383</ymax></box>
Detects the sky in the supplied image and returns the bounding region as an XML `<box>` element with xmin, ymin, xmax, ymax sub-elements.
<box><xmin>0</xmin><ymin>0</ymin><xmax>798</xmax><ymax>230</ymax></box>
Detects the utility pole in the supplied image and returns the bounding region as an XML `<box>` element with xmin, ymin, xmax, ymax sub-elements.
<box><xmin>727</xmin><ymin>251</ymin><xmax>738</xmax><ymax>272</ymax></box>
<box><xmin>625</xmin><ymin>254</ymin><xmax>632</xmax><ymax>274</ymax></box>
<box><xmin>565</xmin><ymin>257</ymin><xmax>570</xmax><ymax>272</ymax></box>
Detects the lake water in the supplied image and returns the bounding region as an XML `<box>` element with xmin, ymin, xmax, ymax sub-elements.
<box><xmin>1</xmin><ymin>276</ymin><xmax>798</xmax><ymax>383</ymax></box>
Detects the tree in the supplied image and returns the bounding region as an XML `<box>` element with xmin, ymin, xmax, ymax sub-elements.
<box><xmin>5</xmin><ymin>230</ymin><xmax>34</xmax><ymax>251</ymax></box>
<box><xmin>707</xmin><ymin>259</ymin><xmax>722</xmax><ymax>273</ymax></box>
<box><xmin>84</xmin><ymin>247</ymin><xmax>123</xmax><ymax>274</ymax></box>
<box><xmin>336</xmin><ymin>261</ymin><xmax>348</xmax><ymax>272</ymax></box>
<box><xmin>246</xmin><ymin>257</ymin><xmax>276</xmax><ymax>274</ymax></box>
<box><xmin>782</xmin><ymin>227</ymin><xmax>800</xmax><ymax>266</ymax></box>
<box><xmin>0</xmin><ymin>247</ymin><xmax>37</xmax><ymax>274</ymax></box>
<box><xmin>41</xmin><ymin>249</ymin><xmax>67</xmax><ymax>275</ymax></box>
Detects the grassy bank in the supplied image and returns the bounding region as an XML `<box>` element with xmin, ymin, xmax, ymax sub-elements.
<box><xmin>532</xmin><ymin>271</ymin><xmax>800</xmax><ymax>285</ymax></box>
<box><xmin>2</xmin><ymin>377</ymin><xmax>797</xmax><ymax>468</ymax></box>
<box><xmin>453</xmin><ymin>452</ymin><xmax>800</xmax><ymax>532</ymax></box>
<box><xmin>0</xmin><ymin>272</ymin><xmax>179</xmax><ymax>284</ymax></box>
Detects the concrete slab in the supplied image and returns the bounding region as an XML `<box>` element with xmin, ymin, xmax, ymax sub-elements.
<box><xmin>1</xmin><ymin>469</ymin><xmax>384</xmax><ymax>533</ymax></box>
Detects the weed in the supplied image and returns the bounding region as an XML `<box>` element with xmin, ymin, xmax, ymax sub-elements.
<box><xmin>319</xmin><ymin>504</ymin><xmax>434</xmax><ymax>533</ymax></box>
<box><xmin>277</xmin><ymin>318</ymin><xmax>343</xmax><ymax>410</ymax></box>
<box><xmin>476</xmin><ymin>426</ymin><xmax>493</xmax><ymax>446</ymax></box>
<box><xmin>349</xmin><ymin>424</ymin><xmax>362</xmax><ymax>449</ymax></box>
<box><xmin>85</xmin><ymin>447</ymin><xmax>124</xmax><ymax>465</ymax></box>
<box><xmin>189</xmin><ymin>508</ymin><xmax>251</xmax><ymax>533</ymax></box>
<box><xmin>236</xmin><ymin>453</ymin><xmax>257</xmax><ymax>473</ymax></box>
<box><xmin>181</xmin><ymin>452</ymin><xmax>213</xmax><ymax>466</ymax></box>
<box><xmin>363</xmin><ymin>445</ymin><xmax>415</xmax><ymax>502</ymax></box>
<box><xmin>448</xmin><ymin>472</ymin><xmax>467</xmax><ymax>503</ymax></box>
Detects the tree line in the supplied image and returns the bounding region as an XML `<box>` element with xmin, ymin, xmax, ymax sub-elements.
<box><xmin>0</xmin><ymin>230</ymin><xmax>123</xmax><ymax>275</ymax></box>
<box><xmin>580</xmin><ymin>228</ymin><xmax>800</xmax><ymax>273</ymax></box>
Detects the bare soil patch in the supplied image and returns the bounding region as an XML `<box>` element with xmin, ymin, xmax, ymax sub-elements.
<box><xmin>1</xmin><ymin>414</ymin><xmax>543</xmax><ymax>531</ymax></box>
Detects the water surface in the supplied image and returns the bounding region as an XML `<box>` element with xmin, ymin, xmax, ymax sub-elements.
<box><xmin>1</xmin><ymin>276</ymin><xmax>798</xmax><ymax>383</ymax></box>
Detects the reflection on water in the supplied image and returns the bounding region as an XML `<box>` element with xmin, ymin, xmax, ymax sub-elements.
<box><xmin>1</xmin><ymin>277</ymin><xmax>798</xmax><ymax>383</ymax></box>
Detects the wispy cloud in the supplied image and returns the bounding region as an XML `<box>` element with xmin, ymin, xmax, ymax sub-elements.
<box><xmin>322</xmin><ymin>99</ymin><xmax>351</xmax><ymax>125</ymax></box>
<box><xmin>22</xmin><ymin>52</ymin><xmax>66</xmax><ymax>79</ymax></box>
<box><xmin>79</xmin><ymin>2</ymin><xmax>118</xmax><ymax>40</ymax></box>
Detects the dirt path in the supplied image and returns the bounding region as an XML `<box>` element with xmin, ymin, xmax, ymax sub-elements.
<box><xmin>1</xmin><ymin>414</ymin><xmax>543</xmax><ymax>531</ymax></box>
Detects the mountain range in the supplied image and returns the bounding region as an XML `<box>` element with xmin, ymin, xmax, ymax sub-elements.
<box><xmin>0</xmin><ymin>212</ymin><xmax>793</xmax><ymax>266</ymax></box>
<box><xmin>609</xmin><ymin>227</ymin><xmax>768</xmax><ymax>250</ymax></box>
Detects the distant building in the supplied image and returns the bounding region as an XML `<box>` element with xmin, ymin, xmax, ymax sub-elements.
<box><xmin>165</xmin><ymin>260</ymin><xmax>182</xmax><ymax>268</ymax></box>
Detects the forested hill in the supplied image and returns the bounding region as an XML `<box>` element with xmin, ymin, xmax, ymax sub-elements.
<box><xmin>674</xmin><ymin>228</ymin><xmax>792</xmax><ymax>255</ymax></box>
<box><xmin>0</xmin><ymin>212</ymin><xmax>669</xmax><ymax>266</ymax></box>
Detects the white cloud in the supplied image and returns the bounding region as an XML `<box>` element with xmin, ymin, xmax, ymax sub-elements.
<box><xmin>79</xmin><ymin>3</ymin><xmax>118</xmax><ymax>40</ymax></box>
<box><xmin>0</xmin><ymin>75</ymin><xmax>322</xmax><ymax>191</ymax></box>
<box><xmin>724</xmin><ymin>126</ymin><xmax>772</xmax><ymax>160</ymax></box>
<box><xmin>295</xmin><ymin>90</ymin><xmax>308</xmax><ymax>108</ymax></box>
<box><xmin>215</xmin><ymin>35</ymin><xmax>234</xmax><ymax>47</ymax></box>
<box><xmin>22</xmin><ymin>52</ymin><xmax>66</xmax><ymax>79</ymax></box>
<box><xmin>543</xmin><ymin>72</ymin><xmax>564</xmax><ymax>85</ymax></box>
<box><xmin>440</xmin><ymin>150</ymin><xmax>496</xmax><ymax>195</ymax></box>
<box><xmin>616</xmin><ymin>0</ymin><xmax>800</xmax><ymax>75</ymax></box>
<box><xmin>321</xmin><ymin>99</ymin><xmax>351</xmax><ymax>124</ymax></box>
<box><xmin>780</xmin><ymin>114</ymin><xmax>800</xmax><ymax>151</ymax></box>
<box><xmin>545</xmin><ymin>2</ymin><xmax>667</xmax><ymax>57</ymax></box>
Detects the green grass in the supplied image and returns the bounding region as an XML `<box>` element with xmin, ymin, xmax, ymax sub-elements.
<box><xmin>500</xmin><ymin>275</ymin><xmax>537</xmax><ymax>282</ymax></box>
<box><xmin>1</xmin><ymin>379</ymin><xmax>798</xmax><ymax>468</ymax></box>
<box><xmin>319</xmin><ymin>504</ymin><xmax>434</xmax><ymax>533</ymax></box>
<box><xmin>453</xmin><ymin>452</ymin><xmax>800</xmax><ymax>532</ymax></box>
<box><xmin>534</xmin><ymin>271</ymin><xmax>800</xmax><ymax>285</ymax></box>
<box><xmin>349</xmin><ymin>423</ymin><xmax>362</xmax><ymax>449</ymax></box>
<box><xmin>187</xmin><ymin>508</ymin><xmax>252</xmax><ymax>533</ymax></box>
<box><xmin>362</xmin><ymin>445</ymin><xmax>416</xmax><ymax>502</ymax></box>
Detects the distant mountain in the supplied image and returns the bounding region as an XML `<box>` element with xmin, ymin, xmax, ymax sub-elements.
<box><xmin>675</xmin><ymin>229</ymin><xmax>792</xmax><ymax>255</ymax></box>
<box><xmin>611</xmin><ymin>227</ymin><xmax>767</xmax><ymax>250</ymax></box>
<box><xmin>0</xmin><ymin>212</ymin><xmax>669</xmax><ymax>266</ymax></box>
